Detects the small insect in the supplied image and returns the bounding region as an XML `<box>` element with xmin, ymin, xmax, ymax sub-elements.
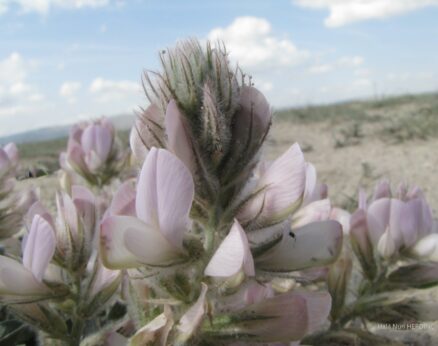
<box><xmin>288</xmin><ymin>231</ymin><xmax>296</xmax><ymax>242</ymax></box>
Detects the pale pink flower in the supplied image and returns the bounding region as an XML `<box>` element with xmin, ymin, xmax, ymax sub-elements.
<box><xmin>238</xmin><ymin>143</ymin><xmax>306</xmax><ymax>227</ymax></box>
<box><xmin>256</xmin><ymin>220</ymin><xmax>343</xmax><ymax>272</ymax></box>
<box><xmin>0</xmin><ymin>215</ymin><xmax>55</xmax><ymax>302</ymax></box>
<box><xmin>26</xmin><ymin>185</ymin><xmax>96</xmax><ymax>270</ymax></box>
<box><xmin>100</xmin><ymin>147</ymin><xmax>194</xmax><ymax>269</ymax></box>
<box><xmin>205</xmin><ymin>220</ymin><xmax>254</xmax><ymax>277</ymax></box>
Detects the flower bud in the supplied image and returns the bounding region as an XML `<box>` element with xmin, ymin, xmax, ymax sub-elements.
<box><xmin>54</xmin><ymin>186</ymin><xmax>96</xmax><ymax>271</ymax></box>
<box><xmin>387</xmin><ymin>262</ymin><xmax>438</xmax><ymax>289</ymax></box>
<box><xmin>130</xmin><ymin>103</ymin><xmax>165</xmax><ymax>163</ymax></box>
<box><xmin>327</xmin><ymin>255</ymin><xmax>352</xmax><ymax>321</ymax></box>
<box><xmin>349</xmin><ymin>209</ymin><xmax>377</xmax><ymax>280</ymax></box>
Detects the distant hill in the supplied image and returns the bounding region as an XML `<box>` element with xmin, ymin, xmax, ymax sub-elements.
<box><xmin>0</xmin><ymin>114</ymin><xmax>135</xmax><ymax>145</ymax></box>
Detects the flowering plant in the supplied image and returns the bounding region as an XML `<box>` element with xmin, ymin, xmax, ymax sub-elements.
<box><xmin>0</xmin><ymin>39</ymin><xmax>436</xmax><ymax>346</ymax></box>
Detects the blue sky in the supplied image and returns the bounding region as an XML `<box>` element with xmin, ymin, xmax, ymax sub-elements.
<box><xmin>1</xmin><ymin>0</ymin><xmax>438</xmax><ymax>137</ymax></box>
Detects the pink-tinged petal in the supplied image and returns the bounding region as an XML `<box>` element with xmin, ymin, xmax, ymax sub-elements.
<box><xmin>396</xmin><ymin>182</ymin><xmax>408</xmax><ymax>200</ymax></box>
<box><xmin>205</xmin><ymin>220</ymin><xmax>254</xmax><ymax>277</ymax></box>
<box><xmin>69</xmin><ymin>124</ymin><xmax>84</xmax><ymax>144</ymax></box>
<box><xmin>239</xmin><ymin>86</ymin><xmax>271</xmax><ymax>134</ymax></box>
<box><xmin>372</xmin><ymin>180</ymin><xmax>391</xmax><ymax>201</ymax></box>
<box><xmin>94</xmin><ymin>125</ymin><xmax>113</xmax><ymax>161</ymax></box>
<box><xmin>350</xmin><ymin>209</ymin><xmax>374</xmax><ymax>266</ymax></box>
<box><xmin>90</xmin><ymin>260</ymin><xmax>121</xmax><ymax>297</ymax></box>
<box><xmin>302</xmin><ymin>162</ymin><xmax>317</xmax><ymax>205</ymax></box>
<box><xmin>358</xmin><ymin>188</ymin><xmax>367</xmax><ymax>210</ymax></box>
<box><xmin>364</xmin><ymin>197</ymin><xmax>404</xmax><ymax>250</ymax></box>
<box><xmin>177</xmin><ymin>283</ymin><xmax>208</xmax><ymax>342</ymax></box>
<box><xmin>411</xmin><ymin>234</ymin><xmax>438</xmax><ymax>261</ymax></box>
<box><xmin>401</xmin><ymin>198</ymin><xmax>433</xmax><ymax>244</ymax></box>
<box><xmin>298</xmin><ymin>267</ymin><xmax>329</xmax><ymax>282</ymax></box>
<box><xmin>377</xmin><ymin>228</ymin><xmax>396</xmax><ymax>258</ymax></box>
<box><xmin>216</xmin><ymin>281</ymin><xmax>274</xmax><ymax>313</ymax></box>
<box><xmin>25</xmin><ymin>201</ymin><xmax>54</xmax><ymax>231</ymax></box>
<box><xmin>84</xmin><ymin>150</ymin><xmax>104</xmax><ymax>172</ymax></box>
<box><xmin>3</xmin><ymin>143</ymin><xmax>18</xmax><ymax>165</ymax></box>
<box><xmin>406</xmin><ymin>186</ymin><xmax>424</xmax><ymax>200</ymax></box>
<box><xmin>257</xmin><ymin>220</ymin><xmax>343</xmax><ymax>272</ymax></box>
<box><xmin>99</xmin><ymin>117</ymin><xmax>115</xmax><ymax>136</ymax></box>
<box><xmin>81</xmin><ymin>124</ymin><xmax>112</xmax><ymax>163</ymax></box>
<box><xmin>0</xmin><ymin>256</ymin><xmax>50</xmax><ymax>298</ymax></box>
<box><xmin>109</xmin><ymin>180</ymin><xmax>136</xmax><ymax>217</ymax></box>
<box><xmin>400</xmin><ymin>199</ymin><xmax>422</xmax><ymax>247</ymax></box>
<box><xmin>100</xmin><ymin>216</ymin><xmax>144</xmax><ymax>269</ymax></box>
<box><xmin>100</xmin><ymin>215</ymin><xmax>179</xmax><ymax>269</ymax></box>
<box><xmin>66</xmin><ymin>143</ymin><xmax>88</xmax><ymax>174</ymax></box>
<box><xmin>293</xmin><ymin>290</ymin><xmax>331</xmax><ymax>333</ymax></box>
<box><xmin>243</xmin><ymin>281</ymin><xmax>274</xmax><ymax>305</ymax></box>
<box><xmin>72</xmin><ymin>185</ymin><xmax>96</xmax><ymax>236</ymax></box>
<box><xmin>136</xmin><ymin>148</ymin><xmax>194</xmax><ymax>249</ymax></box>
<box><xmin>238</xmin><ymin>143</ymin><xmax>305</xmax><ymax>224</ymax></box>
<box><xmin>366</xmin><ymin>198</ymin><xmax>391</xmax><ymax>245</ymax></box>
<box><xmin>22</xmin><ymin>215</ymin><xmax>56</xmax><ymax>281</ymax></box>
<box><xmin>56</xmin><ymin>192</ymin><xmax>79</xmax><ymax>243</ymax></box>
<box><xmin>17</xmin><ymin>188</ymin><xmax>38</xmax><ymax>215</ymax></box>
<box><xmin>387</xmin><ymin>199</ymin><xmax>405</xmax><ymax>250</ymax></box>
<box><xmin>330</xmin><ymin>208</ymin><xmax>351</xmax><ymax>234</ymax></box>
<box><xmin>130</xmin><ymin>104</ymin><xmax>164</xmax><ymax>162</ymax></box>
<box><xmin>234</xmin><ymin>292</ymin><xmax>309</xmax><ymax>342</ymax></box>
<box><xmin>292</xmin><ymin>199</ymin><xmax>331</xmax><ymax>229</ymax></box>
<box><xmin>130</xmin><ymin>125</ymin><xmax>149</xmax><ymax>162</ymax></box>
<box><xmin>165</xmin><ymin>100</ymin><xmax>195</xmax><ymax>173</ymax></box>
<box><xmin>72</xmin><ymin>184</ymin><xmax>95</xmax><ymax>205</ymax></box>
<box><xmin>130</xmin><ymin>306</ymin><xmax>173</xmax><ymax>346</ymax></box>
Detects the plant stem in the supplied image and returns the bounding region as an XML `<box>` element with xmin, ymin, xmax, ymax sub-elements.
<box><xmin>69</xmin><ymin>317</ymin><xmax>85</xmax><ymax>346</ymax></box>
<box><xmin>69</xmin><ymin>273</ymin><xmax>85</xmax><ymax>346</ymax></box>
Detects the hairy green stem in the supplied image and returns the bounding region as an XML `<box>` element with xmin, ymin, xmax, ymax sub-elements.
<box><xmin>68</xmin><ymin>274</ymin><xmax>85</xmax><ymax>346</ymax></box>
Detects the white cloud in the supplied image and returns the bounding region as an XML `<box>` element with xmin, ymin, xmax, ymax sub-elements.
<box><xmin>9</xmin><ymin>82</ymin><xmax>32</xmax><ymax>95</ymax></box>
<box><xmin>60</xmin><ymin>81</ymin><xmax>81</xmax><ymax>103</ymax></box>
<box><xmin>99</xmin><ymin>24</ymin><xmax>107</xmax><ymax>33</ymax></box>
<box><xmin>89</xmin><ymin>77</ymin><xmax>139</xmax><ymax>102</ymax></box>
<box><xmin>293</xmin><ymin>0</ymin><xmax>438</xmax><ymax>27</ymax></box>
<box><xmin>338</xmin><ymin>55</ymin><xmax>364</xmax><ymax>67</ymax></box>
<box><xmin>0</xmin><ymin>0</ymin><xmax>116</xmax><ymax>15</ymax></box>
<box><xmin>0</xmin><ymin>52</ymin><xmax>27</xmax><ymax>84</ymax></box>
<box><xmin>0</xmin><ymin>52</ymin><xmax>47</xmax><ymax>130</ymax></box>
<box><xmin>208</xmin><ymin>16</ymin><xmax>309</xmax><ymax>70</ymax></box>
<box><xmin>308</xmin><ymin>63</ymin><xmax>333</xmax><ymax>74</ymax></box>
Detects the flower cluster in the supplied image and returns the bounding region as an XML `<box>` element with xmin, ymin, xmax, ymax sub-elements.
<box><xmin>60</xmin><ymin>118</ymin><xmax>127</xmax><ymax>187</ymax></box>
<box><xmin>0</xmin><ymin>186</ymin><xmax>121</xmax><ymax>344</ymax></box>
<box><xmin>98</xmin><ymin>39</ymin><xmax>343</xmax><ymax>345</ymax></box>
<box><xmin>0</xmin><ymin>143</ymin><xmax>35</xmax><ymax>240</ymax></box>
<box><xmin>316</xmin><ymin>180</ymin><xmax>438</xmax><ymax>345</ymax></box>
